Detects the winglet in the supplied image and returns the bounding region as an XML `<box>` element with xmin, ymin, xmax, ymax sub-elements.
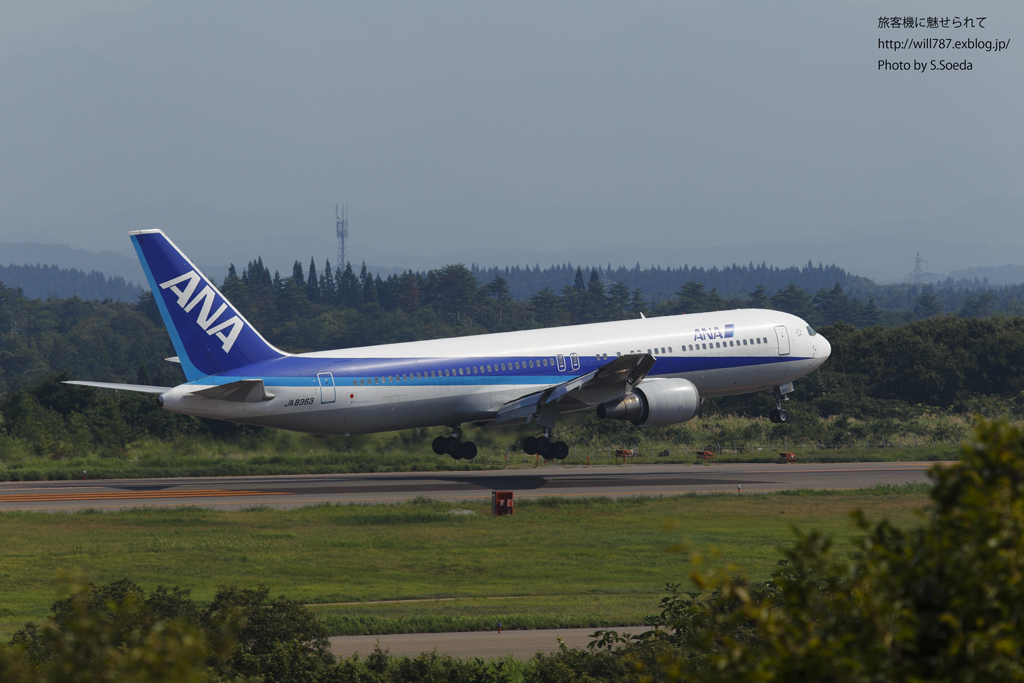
<box><xmin>130</xmin><ymin>230</ymin><xmax>284</xmax><ymax>381</ymax></box>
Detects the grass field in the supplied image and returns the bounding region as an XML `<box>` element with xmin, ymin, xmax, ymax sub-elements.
<box><xmin>0</xmin><ymin>440</ymin><xmax>957</xmax><ymax>482</ymax></box>
<box><xmin>0</xmin><ymin>486</ymin><xmax>932</xmax><ymax>637</ymax></box>
<box><xmin>0</xmin><ymin>409</ymin><xmax>968</xmax><ymax>481</ymax></box>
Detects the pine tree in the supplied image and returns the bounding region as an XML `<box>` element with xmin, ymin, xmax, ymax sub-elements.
<box><xmin>529</xmin><ymin>287</ymin><xmax>564</xmax><ymax>327</ymax></box>
<box><xmin>319</xmin><ymin>259</ymin><xmax>336</xmax><ymax>305</ymax></box>
<box><xmin>914</xmin><ymin>289</ymin><xmax>943</xmax><ymax>319</ymax></box>
<box><xmin>628</xmin><ymin>288</ymin><xmax>646</xmax><ymax>318</ymax></box>
<box><xmin>339</xmin><ymin>263</ymin><xmax>361</xmax><ymax>308</ymax></box>
<box><xmin>609</xmin><ymin>281</ymin><xmax>630</xmax><ymax>320</ymax></box>
<box><xmin>306</xmin><ymin>258</ymin><xmax>320</xmax><ymax>304</ymax></box>
<box><xmin>360</xmin><ymin>263</ymin><xmax>378</xmax><ymax>305</ymax></box>
<box><xmin>484</xmin><ymin>275</ymin><xmax>514</xmax><ymax>325</ymax></box>
<box><xmin>573</xmin><ymin>266</ymin><xmax>585</xmax><ymax>292</ymax></box>
<box><xmin>586</xmin><ymin>268</ymin><xmax>608</xmax><ymax>322</ymax></box>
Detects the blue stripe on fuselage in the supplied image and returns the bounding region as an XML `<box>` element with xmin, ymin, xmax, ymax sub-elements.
<box><xmin>181</xmin><ymin>354</ymin><xmax>804</xmax><ymax>388</ymax></box>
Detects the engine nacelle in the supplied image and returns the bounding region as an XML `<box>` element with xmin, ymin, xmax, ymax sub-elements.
<box><xmin>596</xmin><ymin>378</ymin><xmax>700</xmax><ymax>427</ymax></box>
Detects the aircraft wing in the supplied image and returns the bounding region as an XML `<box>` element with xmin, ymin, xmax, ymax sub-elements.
<box><xmin>63</xmin><ymin>381</ymin><xmax>171</xmax><ymax>394</ymax></box>
<box><xmin>494</xmin><ymin>353</ymin><xmax>655</xmax><ymax>426</ymax></box>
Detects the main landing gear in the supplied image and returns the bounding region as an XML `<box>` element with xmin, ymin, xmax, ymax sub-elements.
<box><xmin>522</xmin><ymin>429</ymin><xmax>569</xmax><ymax>461</ymax></box>
<box><xmin>769</xmin><ymin>387</ymin><xmax>789</xmax><ymax>424</ymax></box>
<box><xmin>432</xmin><ymin>426</ymin><xmax>478</xmax><ymax>460</ymax></box>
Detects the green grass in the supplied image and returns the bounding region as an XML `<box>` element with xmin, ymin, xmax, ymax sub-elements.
<box><xmin>316</xmin><ymin>593</ymin><xmax>659</xmax><ymax>635</ymax></box>
<box><xmin>0</xmin><ymin>487</ymin><xmax>931</xmax><ymax>637</ymax></box>
<box><xmin>0</xmin><ymin>409</ymin><xmax>968</xmax><ymax>481</ymax></box>
<box><xmin>0</xmin><ymin>443</ymin><xmax>957</xmax><ymax>482</ymax></box>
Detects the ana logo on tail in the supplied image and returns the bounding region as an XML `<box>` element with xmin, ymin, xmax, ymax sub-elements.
<box><xmin>159</xmin><ymin>271</ymin><xmax>245</xmax><ymax>353</ymax></box>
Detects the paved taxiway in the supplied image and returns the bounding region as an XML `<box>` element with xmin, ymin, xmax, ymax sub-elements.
<box><xmin>329</xmin><ymin>625</ymin><xmax>655</xmax><ymax>659</ymax></box>
<box><xmin>0</xmin><ymin>462</ymin><xmax>939</xmax><ymax>512</ymax></box>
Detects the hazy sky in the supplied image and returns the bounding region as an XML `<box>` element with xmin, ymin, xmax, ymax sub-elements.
<box><xmin>1</xmin><ymin>1</ymin><xmax>1022</xmax><ymax>278</ymax></box>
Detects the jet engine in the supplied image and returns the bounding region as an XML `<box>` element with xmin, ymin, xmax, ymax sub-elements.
<box><xmin>596</xmin><ymin>378</ymin><xmax>700</xmax><ymax>427</ymax></box>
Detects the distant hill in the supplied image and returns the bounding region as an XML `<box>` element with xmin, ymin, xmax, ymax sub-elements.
<box><xmin>0</xmin><ymin>240</ymin><xmax>145</xmax><ymax>284</ymax></box>
<box><xmin>942</xmin><ymin>265</ymin><xmax>1024</xmax><ymax>286</ymax></box>
<box><xmin>0</xmin><ymin>264</ymin><xmax>143</xmax><ymax>302</ymax></box>
<box><xmin>472</xmin><ymin>261</ymin><xmax>871</xmax><ymax>303</ymax></box>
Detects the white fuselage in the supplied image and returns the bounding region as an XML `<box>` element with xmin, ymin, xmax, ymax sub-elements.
<box><xmin>159</xmin><ymin>309</ymin><xmax>830</xmax><ymax>435</ymax></box>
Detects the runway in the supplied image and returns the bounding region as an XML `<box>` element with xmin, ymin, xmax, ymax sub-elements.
<box><xmin>329</xmin><ymin>625</ymin><xmax>655</xmax><ymax>660</ymax></box>
<box><xmin>0</xmin><ymin>461</ymin><xmax>939</xmax><ymax>512</ymax></box>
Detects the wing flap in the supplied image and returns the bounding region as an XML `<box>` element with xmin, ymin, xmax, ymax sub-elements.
<box><xmin>494</xmin><ymin>353</ymin><xmax>656</xmax><ymax>425</ymax></box>
<box><xmin>494</xmin><ymin>391</ymin><xmax>544</xmax><ymax>425</ymax></box>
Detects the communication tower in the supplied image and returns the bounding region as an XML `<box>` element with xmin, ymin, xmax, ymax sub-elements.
<box><xmin>336</xmin><ymin>204</ymin><xmax>348</xmax><ymax>267</ymax></box>
<box><xmin>908</xmin><ymin>253</ymin><xmax>929</xmax><ymax>285</ymax></box>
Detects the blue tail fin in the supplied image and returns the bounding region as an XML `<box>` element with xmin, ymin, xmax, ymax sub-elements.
<box><xmin>131</xmin><ymin>230</ymin><xmax>284</xmax><ymax>381</ymax></box>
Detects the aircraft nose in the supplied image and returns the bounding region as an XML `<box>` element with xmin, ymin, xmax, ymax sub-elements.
<box><xmin>817</xmin><ymin>334</ymin><xmax>832</xmax><ymax>362</ymax></box>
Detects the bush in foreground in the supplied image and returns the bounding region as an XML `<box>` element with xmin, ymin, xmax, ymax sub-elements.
<box><xmin>635</xmin><ymin>417</ymin><xmax>1024</xmax><ymax>681</ymax></box>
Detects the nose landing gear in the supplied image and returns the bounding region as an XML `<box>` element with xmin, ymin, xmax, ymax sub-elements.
<box><xmin>769</xmin><ymin>387</ymin><xmax>789</xmax><ymax>424</ymax></box>
<box><xmin>432</xmin><ymin>426</ymin><xmax>478</xmax><ymax>460</ymax></box>
<box><xmin>523</xmin><ymin>429</ymin><xmax>569</xmax><ymax>460</ymax></box>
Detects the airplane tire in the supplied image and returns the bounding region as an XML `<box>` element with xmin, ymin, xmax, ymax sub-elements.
<box><xmin>460</xmin><ymin>441</ymin><xmax>478</xmax><ymax>460</ymax></box>
<box><xmin>432</xmin><ymin>436</ymin><xmax>448</xmax><ymax>455</ymax></box>
<box><xmin>777</xmin><ymin>409</ymin><xmax>789</xmax><ymax>424</ymax></box>
<box><xmin>446</xmin><ymin>436</ymin><xmax>462</xmax><ymax>458</ymax></box>
<box><xmin>553</xmin><ymin>441</ymin><xmax>569</xmax><ymax>459</ymax></box>
<box><xmin>523</xmin><ymin>436</ymin><xmax>538</xmax><ymax>455</ymax></box>
<box><xmin>536</xmin><ymin>437</ymin><xmax>552</xmax><ymax>457</ymax></box>
<box><xmin>769</xmin><ymin>409</ymin><xmax>779</xmax><ymax>423</ymax></box>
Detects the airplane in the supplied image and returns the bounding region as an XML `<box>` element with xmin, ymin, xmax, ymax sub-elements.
<box><xmin>66</xmin><ymin>230</ymin><xmax>832</xmax><ymax>460</ymax></box>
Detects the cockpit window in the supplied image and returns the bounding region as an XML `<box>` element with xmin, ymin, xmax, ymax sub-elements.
<box><xmin>807</xmin><ymin>326</ymin><xmax>817</xmax><ymax>336</ymax></box>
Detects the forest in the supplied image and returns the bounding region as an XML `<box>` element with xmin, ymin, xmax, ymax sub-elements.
<box><xmin>0</xmin><ymin>263</ymin><xmax>142</xmax><ymax>302</ymax></box>
<box><xmin>2</xmin><ymin>252</ymin><xmax>1024</xmax><ymax>461</ymax></box>
<box><xmin>3</xmin><ymin>256</ymin><xmax>1024</xmax><ymax>397</ymax></box>
<box><xmin>6</xmin><ymin>256</ymin><xmax>1024</xmax><ymax>319</ymax></box>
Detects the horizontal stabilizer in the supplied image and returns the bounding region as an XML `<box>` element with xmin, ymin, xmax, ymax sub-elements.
<box><xmin>189</xmin><ymin>379</ymin><xmax>275</xmax><ymax>403</ymax></box>
<box><xmin>63</xmin><ymin>381</ymin><xmax>170</xmax><ymax>394</ymax></box>
<box><xmin>165</xmin><ymin>356</ymin><xmax>180</xmax><ymax>364</ymax></box>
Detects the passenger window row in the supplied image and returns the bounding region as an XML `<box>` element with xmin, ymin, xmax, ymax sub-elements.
<box><xmin>351</xmin><ymin>357</ymin><xmax>564</xmax><ymax>386</ymax></box>
<box><xmin>679</xmin><ymin>337</ymin><xmax>770</xmax><ymax>352</ymax></box>
<box><xmin>349</xmin><ymin>334</ymin><xmax>775</xmax><ymax>386</ymax></box>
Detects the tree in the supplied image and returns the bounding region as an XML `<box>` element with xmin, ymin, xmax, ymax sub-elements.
<box><xmin>424</xmin><ymin>264</ymin><xmax>477</xmax><ymax>325</ymax></box>
<box><xmin>573</xmin><ymin>266</ymin><xmax>586</xmax><ymax>292</ymax></box>
<box><xmin>586</xmin><ymin>268</ymin><xmax>609</xmax><ymax>322</ymax></box>
<box><xmin>397</xmin><ymin>272</ymin><xmax>420</xmax><ymax>314</ymax></box>
<box><xmin>770</xmin><ymin>283</ymin><xmax>816</xmax><ymax>322</ymax></box>
<box><xmin>647</xmin><ymin>418</ymin><xmax>1024</xmax><ymax>682</ymax></box>
<box><xmin>748</xmin><ymin>284</ymin><xmax>770</xmax><ymax>309</ymax></box>
<box><xmin>359</xmin><ymin>262</ymin><xmax>378</xmax><ymax>306</ymax></box>
<box><xmin>305</xmin><ymin>257</ymin><xmax>320</xmax><ymax>304</ymax></box>
<box><xmin>529</xmin><ymin>287</ymin><xmax>564</xmax><ymax>327</ymax></box>
<box><xmin>241</xmin><ymin>258</ymin><xmax>276</xmax><ymax>332</ymax></box>
<box><xmin>337</xmin><ymin>262</ymin><xmax>361</xmax><ymax>308</ymax></box>
<box><xmin>914</xmin><ymin>289</ymin><xmax>944</xmax><ymax>319</ymax></box>
<box><xmin>628</xmin><ymin>288</ymin><xmax>647</xmax><ymax>318</ymax></box>
<box><xmin>674</xmin><ymin>282</ymin><xmax>712</xmax><ymax>314</ymax></box>
<box><xmin>2</xmin><ymin>579</ymin><xmax>336</xmax><ymax>683</ymax></box>
<box><xmin>959</xmin><ymin>291</ymin><xmax>995</xmax><ymax>319</ymax></box>
<box><xmin>319</xmin><ymin>259</ymin><xmax>336</xmax><ymax>306</ymax></box>
<box><xmin>609</xmin><ymin>281</ymin><xmax>631</xmax><ymax>320</ymax></box>
<box><xmin>483</xmin><ymin>275</ymin><xmax>514</xmax><ymax>325</ymax></box>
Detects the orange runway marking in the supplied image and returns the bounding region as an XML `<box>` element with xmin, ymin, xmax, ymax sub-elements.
<box><xmin>0</xmin><ymin>489</ymin><xmax>287</xmax><ymax>503</ymax></box>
